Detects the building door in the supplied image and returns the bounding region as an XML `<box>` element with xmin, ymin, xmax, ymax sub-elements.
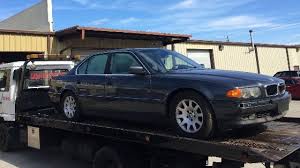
<box><xmin>187</xmin><ymin>49</ymin><xmax>212</xmax><ymax>68</ymax></box>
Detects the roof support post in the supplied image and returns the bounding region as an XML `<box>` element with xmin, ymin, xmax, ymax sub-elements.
<box><xmin>47</xmin><ymin>35</ymin><xmax>51</xmax><ymax>54</ymax></box>
<box><xmin>171</xmin><ymin>44</ymin><xmax>175</xmax><ymax>51</ymax></box>
<box><xmin>81</xmin><ymin>29</ymin><xmax>85</xmax><ymax>40</ymax></box>
<box><xmin>254</xmin><ymin>45</ymin><xmax>261</xmax><ymax>74</ymax></box>
<box><xmin>286</xmin><ymin>48</ymin><xmax>291</xmax><ymax>71</ymax></box>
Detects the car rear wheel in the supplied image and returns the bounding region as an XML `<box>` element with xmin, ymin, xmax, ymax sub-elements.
<box><xmin>61</xmin><ymin>92</ymin><xmax>80</xmax><ymax>121</ymax></box>
<box><xmin>170</xmin><ymin>91</ymin><xmax>215</xmax><ymax>139</ymax></box>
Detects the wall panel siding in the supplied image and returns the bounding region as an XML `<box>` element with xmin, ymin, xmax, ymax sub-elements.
<box><xmin>0</xmin><ymin>33</ymin><xmax>48</xmax><ymax>53</ymax></box>
<box><xmin>287</xmin><ymin>48</ymin><xmax>300</xmax><ymax>70</ymax></box>
<box><xmin>257</xmin><ymin>47</ymin><xmax>289</xmax><ymax>75</ymax></box>
<box><xmin>53</xmin><ymin>37</ymin><xmax>163</xmax><ymax>56</ymax></box>
<box><xmin>173</xmin><ymin>43</ymin><xmax>258</xmax><ymax>73</ymax></box>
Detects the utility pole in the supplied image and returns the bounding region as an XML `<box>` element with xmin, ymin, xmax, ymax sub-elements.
<box><xmin>249</xmin><ymin>30</ymin><xmax>260</xmax><ymax>74</ymax></box>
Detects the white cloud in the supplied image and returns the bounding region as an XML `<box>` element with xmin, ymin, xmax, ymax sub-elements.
<box><xmin>71</xmin><ymin>0</ymin><xmax>89</xmax><ymax>5</ymax></box>
<box><xmin>208</xmin><ymin>16</ymin><xmax>277</xmax><ymax>30</ymax></box>
<box><xmin>168</xmin><ymin>0</ymin><xmax>195</xmax><ymax>10</ymax></box>
<box><xmin>90</xmin><ymin>18</ymin><xmax>109</xmax><ymax>26</ymax></box>
<box><xmin>119</xmin><ymin>17</ymin><xmax>139</xmax><ymax>24</ymax></box>
<box><xmin>51</xmin><ymin>0</ymin><xmax>300</xmax><ymax>43</ymax></box>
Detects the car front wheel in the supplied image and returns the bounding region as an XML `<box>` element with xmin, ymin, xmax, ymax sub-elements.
<box><xmin>170</xmin><ymin>91</ymin><xmax>215</xmax><ymax>139</ymax></box>
<box><xmin>61</xmin><ymin>92</ymin><xmax>80</xmax><ymax>121</ymax></box>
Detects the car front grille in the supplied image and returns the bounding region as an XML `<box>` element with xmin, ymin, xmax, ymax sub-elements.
<box><xmin>265</xmin><ymin>83</ymin><xmax>286</xmax><ymax>97</ymax></box>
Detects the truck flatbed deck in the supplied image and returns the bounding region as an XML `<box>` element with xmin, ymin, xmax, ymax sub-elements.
<box><xmin>16</xmin><ymin>108</ymin><xmax>300</xmax><ymax>163</ymax></box>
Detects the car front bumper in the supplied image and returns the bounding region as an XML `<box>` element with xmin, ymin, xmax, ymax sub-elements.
<box><xmin>211</xmin><ymin>92</ymin><xmax>291</xmax><ymax>130</ymax></box>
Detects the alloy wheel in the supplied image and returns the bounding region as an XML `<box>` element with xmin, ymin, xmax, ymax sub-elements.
<box><xmin>176</xmin><ymin>99</ymin><xmax>204</xmax><ymax>133</ymax></box>
<box><xmin>63</xmin><ymin>96</ymin><xmax>77</xmax><ymax>119</ymax></box>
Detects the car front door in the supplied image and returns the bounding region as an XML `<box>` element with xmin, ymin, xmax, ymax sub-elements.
<box><xmin>0</xmin><ymin>69</ymin><xmax>12</xmax><ymax>120</ymax></box>
<box><xmin>105</xmin><ymin>52</ymin><xmax>155</xmax><ymax>117</ymax></box>
<box><xmin>75</xmin><ymin>53</ymin><xmax>109</xmax><ymax>115</ymax></box>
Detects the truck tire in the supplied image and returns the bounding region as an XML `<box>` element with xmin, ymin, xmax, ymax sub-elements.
<box><xmin>169</xmin><ymin>91</ymin><xmax>215</xmax><ymax>139</ymax></box>
<box><xmin>0</xmin><ymin>124</ymin><xmax>18</xmax><ymax>152</ymax></box>
<box><xmin>61</xmin><ymin>92</ymin><xmax>80</xmax><ymax>121</ymax></box>
<box><xmin>61</xmin><ymin>138</ymin><xmax>77</xmax><ymax>159</ymax></box>
<box><xmin>93</xmin><ymin>146</ymin><xmax>143</xmax><ymax>168</ymax></box>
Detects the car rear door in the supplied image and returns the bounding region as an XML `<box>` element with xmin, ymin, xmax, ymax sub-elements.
<box><xmin>105</xmin><ymin>52</ymin><xmax>156</xmax><ymax>116</ymax></box>
<box><xmin>75</xmin><ymin>53</ymin><xmax>109</xmax><ymax>114</ymax></box>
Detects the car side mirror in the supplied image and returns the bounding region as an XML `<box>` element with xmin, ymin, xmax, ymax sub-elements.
<box><xmin>129</xmin><ymin>66</ymin><xmax>146</xmax><ymax>75</ymax></box>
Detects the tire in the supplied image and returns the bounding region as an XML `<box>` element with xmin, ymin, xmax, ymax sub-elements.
<box><xmin>0</xmin><ymin>124</ymin><xmax>18</xmax><ymax>152</ymax></box>
<box><xmin>93</xmin><ymin>146</ymin><xmax>142</xmax><ymax>168</ymax></box>
<box><xmin>169</xmin><ymin>91</ymin><xmax>215</xmax><ymax>139</ymax></box>
<box><xmin>60</xmin><ymin>92</ymin><xmax>80</xmax><ymax>121</ymax></box>
<box><xmin>61</xmin><ymin>138</ymin><xmax>77</xmax><ymax>159</ymax></box>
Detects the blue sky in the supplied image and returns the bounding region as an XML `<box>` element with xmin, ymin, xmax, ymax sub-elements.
<box><xmin>0</xmin><ymin>0</ymin><xmax>299</xmax><ymax>44</ymax></box>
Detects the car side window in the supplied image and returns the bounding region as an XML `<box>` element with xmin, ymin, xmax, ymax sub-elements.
<box><xmin>77</xmin><ymin>61</ymin><xmax>88</xmax><ymax>74</ymax></box>
<box><xmin>86</xmin><ymin>54</ymin><xmax>109</xmax><ymax>74</ymax></box>
<box><xmin>0</xmin><ymin>69</ymin><xmax>10</xmax><ymax>91</ymax></box>
<box><xmin>110</xmin><ymin>53</ymin><xmax>140</xmax><ymax>74</ymax></box>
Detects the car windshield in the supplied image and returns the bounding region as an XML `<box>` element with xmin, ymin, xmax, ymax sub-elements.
<box><xmin>137</xmin><ymin>49</ymin><xmax>200</xmax><ymax>73</ymax></box>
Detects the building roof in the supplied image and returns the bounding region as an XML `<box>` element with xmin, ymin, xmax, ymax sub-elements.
<box><xmin>55</xmin><ymin>26</ymin><xmax>191</xmax><ymax>44</ymax></box>
<box><xmin>0</xmin><ymin>0</ymin><xmax>53</xmax><ymax>32</ymax></box>
<box><xmin>188</xmin><ymin>39</ymin><xmax>298</xmax><ymax>48</ymax></box>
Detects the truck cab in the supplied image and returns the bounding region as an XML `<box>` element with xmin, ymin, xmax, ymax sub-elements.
<box><xmin>0</xmin><ymin>61</ymin><xmax>75</xmax><ymax>122</ymax></box>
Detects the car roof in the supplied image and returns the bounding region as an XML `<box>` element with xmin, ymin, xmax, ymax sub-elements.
<box><xmin>276</xmin><ymin>71</ymin><xmax>300</xmax><ymax>73</ymax></box>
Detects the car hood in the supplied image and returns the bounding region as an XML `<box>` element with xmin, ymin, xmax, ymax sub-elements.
<box><xmin>168</xmin><ymin>69</ymin><xmax>282</xmax><ymax>84</ymax></box>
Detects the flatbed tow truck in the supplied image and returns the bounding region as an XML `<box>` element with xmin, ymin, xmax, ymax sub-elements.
<box><xmin>0</xmin><ymin>57</ymin><xmax>300</xmax><ymax>168</ymax></box>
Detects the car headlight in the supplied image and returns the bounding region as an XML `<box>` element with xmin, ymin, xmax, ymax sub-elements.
<box><xmin>226</xmin><ymin>87</ymin><xmax>261</xmax><ymax>99</ymax></box>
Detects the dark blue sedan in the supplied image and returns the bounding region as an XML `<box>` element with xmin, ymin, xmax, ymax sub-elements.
<box><xmin>49</xmin><ymin>48</ymin><xmax>290</xmax><ymax>139</ymax></box>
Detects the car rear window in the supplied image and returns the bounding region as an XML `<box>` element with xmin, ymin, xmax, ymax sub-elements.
<box><xmin>24</xmin><ymin>69</ymin><xmax>68</xmax><ymax>89</ymax></box>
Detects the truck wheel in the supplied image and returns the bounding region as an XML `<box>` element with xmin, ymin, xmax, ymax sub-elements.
<box><xmin>93</xmin><ymin>146</ymin><xmax>142</xmax><ymax>168</ymax></box>
<box><xmin>0</xmin><ymin>124</ymin><xmax>18</xmax><ymax>152</ymax></box>
<box><xmin>61</xmin><ymin>92</ymin><xmax>80</xmax><ymax>121</ymax></box>
<box><xmin>169</xmin><ymin>91</ymin><xmax>215</xmax><ymax>139</ymax></box>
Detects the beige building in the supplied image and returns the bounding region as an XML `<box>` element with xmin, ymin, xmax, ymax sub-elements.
<box><xmin>0</xmin><ymin>26</ymin><xmax>190</xmax><ymax>62</ymax></box>
<box><xmin>0</xmin><ymin>29</ymin><xmax>53</xmax><ymax>62</ymax></box>
<box><xmin>52</xmin><ymin>26</ymin><xmax>189</xmax><ymax>59</ymax></box>
<box><xmin>169</xmin><ymin>40</ymin><xmax>300</xmax><ymax>76</ymax></box>
<box><xmin>0</xmin><ymin>27</ymin><xmax>299</xmax><ymax>77</ymax></box>
<box><xmin>1</xmin><ymin>0</ymin><xmax>299</xmax><ymax>76</ymax></box>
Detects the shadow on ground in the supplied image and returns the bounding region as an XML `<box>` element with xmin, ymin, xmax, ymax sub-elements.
<box><xmin>0</xmin><ymin>148</ymin><xmax>90</xmax><ymax>168</ymax></box>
